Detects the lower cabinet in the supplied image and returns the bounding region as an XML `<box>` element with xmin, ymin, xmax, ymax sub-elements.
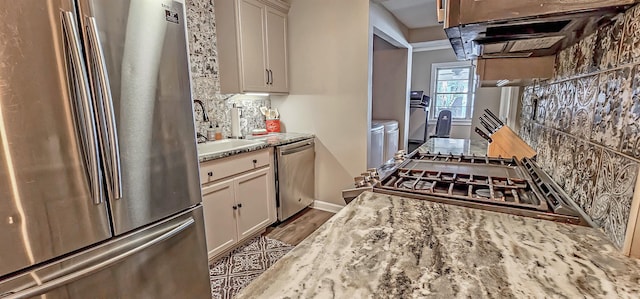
<box><xmin>200</xmin><ymin>149</ymin><xmax>276</xmax><ymax>259</ymax></box>
<box><xmin>234</xmin><ymin>168</ymin><xmax>273</xmax><ymax>240</ymax></box>
<box><xmin>202</xmin><ymin>179</ymin><xmax>238</xmax><ymax>258</ymax></box>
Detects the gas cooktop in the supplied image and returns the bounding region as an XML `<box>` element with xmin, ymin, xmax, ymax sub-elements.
<box><xmin>351</xmin><ymin>152</ymin><xmax>586</xmax><ymax>226</ymax></box>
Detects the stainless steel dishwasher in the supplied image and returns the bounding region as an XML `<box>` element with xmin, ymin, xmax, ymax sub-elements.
<box><xmin>276</xmin><ymin>138</ymin><xmax>315</xmax><ymax>221</ymax></box>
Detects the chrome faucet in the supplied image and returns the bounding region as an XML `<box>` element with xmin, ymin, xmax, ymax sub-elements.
<box><xmin>193</xmin><ymin>100</ymin><xmax>209</xmax><ymax>122</ymax></box>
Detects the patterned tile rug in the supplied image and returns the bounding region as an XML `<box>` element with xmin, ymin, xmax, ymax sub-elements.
<box><xmin>209</xmin><ymin>236</ymin><xmax>294</xmax><ymax>299</ymax></box>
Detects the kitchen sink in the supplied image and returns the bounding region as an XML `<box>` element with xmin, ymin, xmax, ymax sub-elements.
<box><xmin>197</xmin><ymin>139</ymin><xmax>263</xmax><ymax>157</ymax></box>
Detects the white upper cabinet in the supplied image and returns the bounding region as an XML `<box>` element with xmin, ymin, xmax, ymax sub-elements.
<box><xmin>237</xmin><ymin>0</ymin><xmax>269</xmax><ymax>92</ymax></box>
<box><xmin>215</xmin><ymin>0</ymin><xmax>289</xmax><ymax>94</ymax></box>
<box><xmin>264</xmin><ymin>7</ymin><xmax>288</xmax><ymax>93</ymax></box>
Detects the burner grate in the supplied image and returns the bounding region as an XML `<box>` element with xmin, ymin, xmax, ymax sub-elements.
<box><xmin>370</xmin><ymin>152</ymin><xmax>586</xmax><ymax>225</ymax></box>
<box><xmin>377</xmin><ymin>156</ymin><xmax>548</xmax><ymax>211</ymax></box>
<box><xmin>411</xmin><ymin>152</ymin><xmax>518</xmax><ymax>166</ymax></box>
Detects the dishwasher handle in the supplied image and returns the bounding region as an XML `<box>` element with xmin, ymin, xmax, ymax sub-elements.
<box><xmin>279</xmin><ymin>140</ymin><xmax>314</xmax><ymax>156</ymax></box>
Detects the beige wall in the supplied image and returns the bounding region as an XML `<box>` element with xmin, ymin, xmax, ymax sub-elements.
<box><xmin>271</xmin><ymin>0</ymin><xmax>371</xmax><ymax>206</ymax></box>
<box><xmin>369</xmin><ymin>2</ymin><xmax>410</xmax><ymax>47</ymax></box>
<box><xmin>372</xmin><ymin>36</ymin><xmax>409</xmax><ymax>150</ymax></box>
<box><xmin>410</xmin><ymin>48</ymin><xmax>501</xmax><ymax>141</ymax></box>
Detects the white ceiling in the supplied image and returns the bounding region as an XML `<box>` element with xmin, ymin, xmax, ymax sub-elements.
<box><xmin>376</xmin><ymin>0</ymin><xmax>440</xmax><ymax>29</ymax></box>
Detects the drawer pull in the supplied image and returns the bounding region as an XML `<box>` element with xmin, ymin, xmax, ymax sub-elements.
<box><xmin>208</xmin><ymin>171</ymin><xmax>213</xmax><ymax>177</ymax></box>
<box><xmin>232</xmin><ymin>205</ymin><xmax>238</xmax><ymax>210</ymax></box>
<box><xmin>252</xmin><ymin>159</ymin><xmax>257</xmax><ymax>164</ymax></box>
<box><xmin>237</xmin><ymin>203</ymin><xmax>243</xmax><ymax>208</ymax></box>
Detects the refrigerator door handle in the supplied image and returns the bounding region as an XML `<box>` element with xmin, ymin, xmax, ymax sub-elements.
<box><xmin>86</xmin><ymin>17</ymin><xmax>123</xmax><ymax>200</ymax></box>
<box><xmin>279</xmin><ymin>142</ymin><xmax>314</xmax><ymax>156</ymax></box>
<box><xmin>61</xmin><ymin>11</ymin><xmax>103</xmax><ymax>205</ymax></box>
<box><xmin>2</xmin><ymin>217</ymin><xmax>195</xmax><ymax>299</ymax></box>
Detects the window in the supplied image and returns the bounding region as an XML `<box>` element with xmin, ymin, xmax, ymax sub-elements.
<box><xmin>430</xmin><ymin>62</ymin><xmax>474</xmax><ymax>121</ymax></box>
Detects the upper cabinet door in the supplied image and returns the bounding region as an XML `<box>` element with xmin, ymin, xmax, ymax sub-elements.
<box><xmin>238</xmin><ymin>0</ymin><xmax>270</xmax><ymax>92</ymax></box>
<box><xmin>265</xmin><ymin>7</ymin><xmax>289</xmax><ymax>93</ymax></box>
<box><xmin>214</xmin><ymin>0</ymin><xmax>289</xmax><ymax>94</ymax></box>
<box><xmin>0</xmin><ymin>0</ymin><xmax>112</xmax><ymax>277</ymax></box>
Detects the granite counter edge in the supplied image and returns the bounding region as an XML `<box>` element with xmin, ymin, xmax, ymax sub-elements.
<box><xmin>198</xmin><ymin>134</ymin><xmax>315</xmax><ymax>163</ymax></box>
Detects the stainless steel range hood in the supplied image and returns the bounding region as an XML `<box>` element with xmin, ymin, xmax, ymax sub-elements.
<box><xmin>474</xmin><ymin>56</ymin><xmax>555</xmax><ymax>87</ymax></box>
<box><xmin>444</xmin><ymin>0</ymin><xmax>637</xmax><ymax>60</ymax></box>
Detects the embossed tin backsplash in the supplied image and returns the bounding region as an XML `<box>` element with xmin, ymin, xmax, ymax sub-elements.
<box><xmin>519</xmin><ymin>4</ymin><xmax>640</xmax><ymax>249</ymax></box>
<box><xmin>186</xmin><ymin>0</ymin><xmax>269</xmax><ymax>138</ymax></box>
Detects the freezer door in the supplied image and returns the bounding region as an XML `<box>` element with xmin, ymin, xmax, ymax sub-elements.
<box><xmin>76</xmin><ymin>0</ymin><xmax>202</xmax><ymax>234</ymax></box>
<box><xmin>0</xmin><ymin>0</ymin><xmax>111</xmax><ymax>277</ymax></box>
<box><xmin>0</xmin><ymin>206</ymin><xmax>211</xmax><ymax>299</ymax></box>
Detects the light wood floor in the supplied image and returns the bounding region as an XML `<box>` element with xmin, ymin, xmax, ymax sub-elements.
<box><xmin>264</xmin><ymin>208</ymin><xmax>335</xmax><ymax>246</ymax></box>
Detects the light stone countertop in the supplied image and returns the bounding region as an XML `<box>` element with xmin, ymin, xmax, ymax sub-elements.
<box><xmin>197</xmin><ymin>132</ymin><xmax>314</xmax><ymax>162</ymax></box>
<box><xmin>236</xmin><ymin>191</ymin><xmax>640</xmax><ymax>299</ymax></box>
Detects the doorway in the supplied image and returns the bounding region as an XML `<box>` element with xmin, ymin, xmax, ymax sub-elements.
<box><xmin>369</xmin><ymin>34</ymin><xmax>410</xmax><ymax>167</ymax></box>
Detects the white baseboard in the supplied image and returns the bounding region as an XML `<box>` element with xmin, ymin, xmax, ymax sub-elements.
<box><xmin>311</xmin><ymin>200</ymin><xmax>344</xmax><ymax>213</ymax></box>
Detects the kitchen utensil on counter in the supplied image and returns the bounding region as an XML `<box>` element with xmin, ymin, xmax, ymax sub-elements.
<box><xmin>488</xmin><ymin>126</ymin><xmax>536</xmax><ymax>159</ymax></box>
<box><xmin>482</xmin><ymin>114</ymin><xmax>500</xmax><ymax>130</ymax></box>
<box><xmin>231</xmin><ymin>104</ymin><xmax>242</xmax><ymax>138</ymax></box>
<box><xmin>266</xmin><ymin>118</ymin><xmax>281</xmax><ymax>133</ymax></box>
<box><xmin>265</xmin><ymin>108</ymin><xmax>278</xmax><ymax>119</ymax></box>
<box><xmin>481</xmin><ymin>115</ymin><xmax>500</xmax><ymax>132</ymax></box>
<box><xmin>474</xmin><ymin>127</ymin><xmax>493</xmax><ymax>143</ymax></box>
<box><xmin>479</xmin><ymin>118</ymin><xmax>495</xmax><ymax>134</ymax></box>
<box><xmin>485</xmin><ymin>109</ymin><xmax>505</xmax><ymax>126</ymax></box>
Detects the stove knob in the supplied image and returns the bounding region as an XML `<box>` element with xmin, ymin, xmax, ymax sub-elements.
<box><xmin>367</xmin><ymin>168</ymin><xmax>379</xmax><ymax>179</ymax></box>
<box><xmin>360</xmin><ymin>173</ymin><xmax>371</xmax><ymax>182</ymax></box>
<box><xmin>354</xmin><ymin>176</ymin><xmax>365</xmax><ymax>187</ymax></box>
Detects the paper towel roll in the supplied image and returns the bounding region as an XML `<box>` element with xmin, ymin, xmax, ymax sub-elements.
<box><xmin>231</xmin><ymin>106</ymin><xmax>241</xmax><ymax>137</ymax></box>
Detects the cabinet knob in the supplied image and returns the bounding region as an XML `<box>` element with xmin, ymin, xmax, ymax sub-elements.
<box><xmin>252</xmin><ymin>159</ymin><xmax>257</xmax><ymax>164</ymax></box>
<box><xmin>232</xmin><ymin>205</ymin><xmax>237</xmax><ymax>210</ymax></box>
<box><xmin>237</xmin><ymin>203</ymin><xmax>242</xmax><ymax>208</ymax></box>
<box><xmin>208</xmin><ymin>171</ymin><xmax>213</xmax><ymax>177</ymax></box>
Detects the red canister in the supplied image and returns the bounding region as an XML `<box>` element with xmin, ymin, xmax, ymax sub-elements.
<box><xmin>266</xmin><ymin>119</ymin><xmax>281</xmax><ymax>133</ymax></box>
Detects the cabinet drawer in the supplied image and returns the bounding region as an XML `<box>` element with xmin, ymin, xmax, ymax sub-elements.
<box><xmin>200</xmin><ymin>149</ymin><xmax>271</xmax><ymax>184</ymax></box>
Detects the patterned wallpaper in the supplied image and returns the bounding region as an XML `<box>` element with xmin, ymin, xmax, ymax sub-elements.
<box><xmin>186</xmin><ymin>0</ymin><xmax>270</xmax><ymax>138</ymax></box>
<box><xmin>519</xmin><ymin>4</ymin><xmax>640</xmax><ymax>249</ymax></box>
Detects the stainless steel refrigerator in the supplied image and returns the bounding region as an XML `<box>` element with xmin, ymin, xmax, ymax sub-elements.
<box><xmin>0</xmin><ymin>0</ymin><xmax>211</xmax><ymax>298</ymax></box>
